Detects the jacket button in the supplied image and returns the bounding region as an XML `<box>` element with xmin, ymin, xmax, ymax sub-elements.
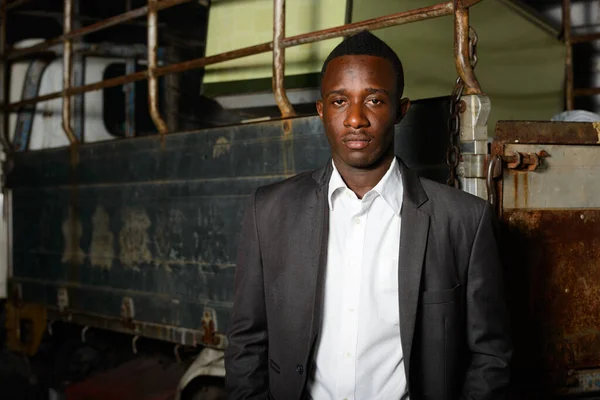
<box><xmin>296</xmin><ymin>364</ymin><xmax>304</xmax><ymax>375</ymax></box>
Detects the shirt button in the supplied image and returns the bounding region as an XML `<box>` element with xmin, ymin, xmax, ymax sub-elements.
<box><xmin>344</xmin><ymin>352</ymin><xmax>352</xmax><ymax>359</ymax></box>
<box><xmin>353</xmin><ymin>217</ymin><xmax>361</xmax><ymax>224</ymax></box>
<box><xmin>296</xmin><ymin>364</ymin><xmax>304</xmax><ymax>375</ymax></box>
<box><xmin>348</xmin><ymin>308</ymin><xmax>355</xmax><ymax>312</ymax></box>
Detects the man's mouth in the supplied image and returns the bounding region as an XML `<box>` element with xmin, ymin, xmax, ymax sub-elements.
<box><xmin>343</xmin><ymin>139</ymin><xmax>370</xmax><ymax>150</ymax></box>
<box><xmin>342</xmin><ymin>133</ymin><xmax>371</xmax><ymax>150</ymax></box>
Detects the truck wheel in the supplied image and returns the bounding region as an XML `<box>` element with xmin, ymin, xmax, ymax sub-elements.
<box><xmin>189</xmin><ymin>385</ymin><xmax>227</xmax><ymax>400</ymax></box>
<box><xmin>181</xmin><ymin>377</ymin><xmax>226</xmax><ymax>400</ymax></box>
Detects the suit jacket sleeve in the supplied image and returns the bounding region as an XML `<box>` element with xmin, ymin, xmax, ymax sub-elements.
<box><xmin>461</xmin><ymin>202</ymin><xmax>513</xmax><ymax>399</ymax></box>
<box><xmin>225</xmin><ymin>190</ymin><xmax>269</xmax><ymax>399</ymax></box>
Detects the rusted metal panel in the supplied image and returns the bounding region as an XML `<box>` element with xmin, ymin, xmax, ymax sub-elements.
<box><xmin>495</xmin><ymin>120</ymin><xmax>600</xmax><ymax>145</ymax></box>
<box><xmin>493</xmin><ymin>120</ymin><xmax>600</xmax><ymax>396</ymax></box>
<box><xmin>7</xmin><ymin>98</ymin><xmax>450</xmax><ymax>345</ymax></box>
<box><xmin>502</xmin><ymin>144</ymin><xmax>600</xmax><ymax>209</ymax></box>
<box><xmin>503</xmin><ymin>209</ymin><xmax>600</xmax><ymax>395</ymax></box>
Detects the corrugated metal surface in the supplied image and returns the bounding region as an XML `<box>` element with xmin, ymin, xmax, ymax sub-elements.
<box><xmin>6</xmin><ymin>97</ymin><xmax>451</xmax><ymax>346</ymax></box>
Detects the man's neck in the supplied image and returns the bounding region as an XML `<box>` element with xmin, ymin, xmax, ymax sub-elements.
<box><xmin>334</xmin><ymin>155</ymin><xmax>394</xmax><ymax>199</ymax></box>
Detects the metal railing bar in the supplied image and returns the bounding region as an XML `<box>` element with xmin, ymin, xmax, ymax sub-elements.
<box><xmin>573</xmin><ymin>87</ymin><xmax>600</xmax><ymax>97</ymax></box>
<box><xmin>273</xmin><ymin>0</ymin><xmax>295</xmax><ymax>118</ymax></box>
<box><xmin>283</xmin><ymin>1</ymin><xmax>453</xmax><ymax>47</ymax></box>
<box><xmin>454</xmin><ymin>0</ymin><xmax>481</xmax><ymax>95</ymax></box>
<box><xmin>0</xmin><ymin>0</ymin><xmax>11</xmax><ymax>151</ymax></box>
<box><xmin>148</xmin><ymin>0</ymin><xmax>168</xmax><ymax>134</ymax></box>
<box><xmin>6</xmin><ymin>0</ymin><xmax>476</xmax><ymax>111</ymax></box>
<box><xmin>62</xmin><ymin>0</ymin><xmax>77</xmax><ymax>144</ymax></box>
<box><xmin>563</xmin><ymin>0</ymin><xmax>574</xmax><ymax>110</ymax></box>
<box><xmin>1</xmin><ymin>0</ymin><xmax>34</xmax><ymax>11</ymax></box>
<box><xmin>5</xmin><ymin>0</ymin><xmax>193</xmax><ymax>61</ymax></box>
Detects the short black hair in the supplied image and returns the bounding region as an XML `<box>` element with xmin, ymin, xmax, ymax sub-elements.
<box><xmin>320</xmin><ymin>30</ymin><xmax>404</xmax><ymax>98</ymax></box>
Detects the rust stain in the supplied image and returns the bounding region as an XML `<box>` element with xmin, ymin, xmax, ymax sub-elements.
<box><xmin>201</xmin><ymin>308</ymin><xmax>221</xmax><ymax>346</ymax></box>
<box><xmin>119</xmin><ymin>207</ymin><xmax>152</xmax><ymax>270</ymax></box>
<box><xmin>61</xmin><ymin>206</ymin><xmax>85</xmax><ymax>265</ymax></box>
<box><xmin>212</xmin><ymin>136</ymin><xmax>231</xmax><ymax>159</ymax></box>
<box><xmin>90</xmin><ymin>206</ymin><xmax>115</xmax><ymax>270</ymax></box>
<box><xmin>281</xmin><ymin>120</ymin><xmax>295</xmax><ymax>177</ymax></box>
<box><xmin>592</xmin><ymin>122</ymin><xmax>600</xmax><ymax>143</ymax></box>
<box><xmin>513</xmin><ymin>170</ymin><xmax>519</xmax><ymax>208</ymax></box>
<box><xmin>523</xmin><ymin>172</ymin><xmax>529</xmax><ymax>209</ymax></box>
<box><xmin>503</xmin><ymin>209</ymin><xmax>600</xmax><ymax>391</ymax></box>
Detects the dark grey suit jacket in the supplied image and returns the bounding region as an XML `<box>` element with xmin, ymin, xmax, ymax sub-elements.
<box><xmin>225</xmin><ymin>158</ymin><xmax>512</xmax><ymax>400</ymax></box>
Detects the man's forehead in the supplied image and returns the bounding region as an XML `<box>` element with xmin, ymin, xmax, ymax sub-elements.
<box><xmin>322</xmin><ymin>55</ymin><xmax>396</xmax><ymax>86</ymax></box>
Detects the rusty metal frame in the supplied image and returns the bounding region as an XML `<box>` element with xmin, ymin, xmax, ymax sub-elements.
<box><xmin>272</xmin><ymin>0</ymin><xmax>295</xmax><ymax>118</ymax></box>
<box><xmin>62</xmin><ymin>0</ymin><xmax>77</xmax><ymax>145</ymax></box>
<box><xmin>0</xmin><ymin>0</ymin><xmax>11</xmax><ymax>152</ymax></box>
<box><xmin>147</xmin><ymin>0</ymin><xmax>168</xmax><ymax>135</ymax></box>
<box><xmin>2</xmin><ymin>0</ymin><xmax>484</xmax><ymax>135</ymax></box>
<box><xmin>490</xmin><ymin>120</ymin><xmax>600</xmax><ymax>217</ymax></box>
<box><xmin>454</xmin><ymin>0</ymin><xmax>481</xmax><ymax>94</ymax></box>
<box><xmin>562</xmin><ymin>0</ymin><xmax>574</xmax><ymax>110</ymax></box>
<box><xmin>4</xmin><ymin>0</ymin><xmax>194</xmax><ymax>61</ymax></box>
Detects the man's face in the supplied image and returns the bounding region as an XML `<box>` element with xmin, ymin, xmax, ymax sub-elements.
<box><xmin>316</xmin><ymin>55</ymin><xmax>408</xmax><ymax>170</ymax></box>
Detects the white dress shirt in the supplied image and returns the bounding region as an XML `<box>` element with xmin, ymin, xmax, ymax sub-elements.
<box><xmin>307</xmin><ymin>158</ymin><xmax>408</xmax><ymax>400</ymax></box>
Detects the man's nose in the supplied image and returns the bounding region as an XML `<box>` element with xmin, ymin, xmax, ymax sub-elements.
<box><xmin>344</xmin><ymin>103</ymin><xmax>369</xmax><ymax>129</ymax></box>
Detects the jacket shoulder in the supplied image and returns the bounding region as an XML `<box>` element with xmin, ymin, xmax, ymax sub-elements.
<box><xmin>254</xmin><ymin>170</ymin><xmax>319</xmax><ymax>205</ymax></box>
<box><xmin>419</xmin><ymin>177</ymin><xmax>488</xmax><ymax>223</ymax></box>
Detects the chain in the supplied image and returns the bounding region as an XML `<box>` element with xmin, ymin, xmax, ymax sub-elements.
<box><xmin>446</xmin><ymin>26</ymin><xmax>478</xmax><ymax>189</ymax></box>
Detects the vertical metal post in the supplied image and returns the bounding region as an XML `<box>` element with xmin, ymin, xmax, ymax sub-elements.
<box><xmin>0</xmin><ymin>0</ymin><xmax>11</xmax><ymax>151</ymax></box>
<box><xmin>563</xmin><ymin>0</ymin><xmax>574</xmax><ymax>111</ymax></box>
<box><xmin>147</xmin><ymin>0</ymin><xmax>168</xmax><ymax>135</ymax></box>
<box><xmin>453</xmin><ymin>0</ymin><xmax>481</xmax><ymax>95</ymax></box>
<box><xmin>124</xmin><ymin>59</ymin><xmax>136</xmax><ymax>137</ymax></box>
<box><xmin>72</xmin><ymin>0</ymin><xmax>84</xmax><ymax>142</ymax></box>
<box><xmin>273</xmin><ymin>0</ymin><xmax>295</xmax><ymax>118</ymax></box>
<box><xmin>62</xmin><ymin>0</ymin><xmax>78</xmax><ymax>145</ymax></box>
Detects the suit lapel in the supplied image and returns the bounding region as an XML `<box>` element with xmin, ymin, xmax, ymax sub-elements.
<box><xmin>397</xmin><ymin>159</ymin><xmax>430</xmax><ymax>381</ymax></box>
<box><xmin>308</xmin><ymin>162</ymin><xmax>333</xmax><ymax>345</ymax></box>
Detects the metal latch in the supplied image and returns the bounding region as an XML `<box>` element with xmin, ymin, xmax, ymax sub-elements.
<box><xmin>502</xmin><ymin>150</ymin><xmax>549</xmax><ymax>171</ymax></box>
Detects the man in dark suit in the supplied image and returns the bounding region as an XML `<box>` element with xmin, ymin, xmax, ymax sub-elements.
<box><xmin>225</xmin><ymin>31</ymin><xmax>512</xmax><ymax>400</ymax></box>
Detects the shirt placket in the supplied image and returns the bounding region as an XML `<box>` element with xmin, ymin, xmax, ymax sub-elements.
<box><xmin>336</xmin><ymin>194</ymin><xmax>366</xmax><ymax>400</ymax></box>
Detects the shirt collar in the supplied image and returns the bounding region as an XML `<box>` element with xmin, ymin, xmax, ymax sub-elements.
<box><xmin>327</xmin><ymin>157</ymin><xmax>404</xmax><ymax>215</ymax></box>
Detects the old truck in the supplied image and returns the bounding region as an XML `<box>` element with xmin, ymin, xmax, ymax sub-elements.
<box><xmin>1</xmin><ymin>0</ymin><xmax>598</xmax><ymax>398</ymax></box>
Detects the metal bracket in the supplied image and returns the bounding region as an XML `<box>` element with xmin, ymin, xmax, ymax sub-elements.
<box><xmin>132</xmin><ymin>335</ymin><xmax>139</xmax><ymax>354</ymax></box>
<box><xmin>57</xmin><ymin>287</ymin><xmax>69</xmax><ymax>312</ymax></box>
<box><xmin>81</xmin><ymin>325</ymin><xmax>89</xmax><ymax>343</ymax></box>
<box><xmin>121</xmin><ymin>296</ymin><xmax>135</xmax><ymax>320</ymax></box>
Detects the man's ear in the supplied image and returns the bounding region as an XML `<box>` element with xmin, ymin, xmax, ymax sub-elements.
<box><xmin>316</xmin><ymin>100</ymin><xmax>324</xmax><ymax>120</ymax></box>
<box><xmin>396</xmin><ymin>97</ymin><xmax>411</xmax><ymax>124</ymax></box>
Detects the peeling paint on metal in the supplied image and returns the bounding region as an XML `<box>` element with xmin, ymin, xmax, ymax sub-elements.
<box><xmin>61</xmin><ymin>206</ymin><xmax>85</xmax><ymax>265</ymax></box>
<box><xmin>90</xmin><ymin>206</ymin><xmax>115</xmax><ymax>269</ymax></box>
<box><xmin>212</xmin><ymin>136</ymin><xmax>231</xmax><ymax>158</ymax></box>
<box><xmin>592</xmin><ymin>122</ymin><xmax>600</xmax><ymax>143</ymax></box>
<box><xmin>119</xmin><ymin>207</ymin><xmax>152</xmax><ymax>270</ymax></box>
<box><xmin>154</xmin><ymin>208</ymin><xmax>186</xmax><ymax>271</ymax></box>
<box><xmin>193</xmin><ymin>206</ymin><xmax>228</xmax><ymax>265</ymax></box>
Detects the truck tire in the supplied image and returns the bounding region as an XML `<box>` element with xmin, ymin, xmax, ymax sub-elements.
<box><xmin>181</xmin><ymin>377</ymin><xmax>226</xmax><ymax>400</ymax></box>
<box><xmin>189</xmin><ymin>385</ymin><xmax>227</xmax><ymax>400</ymax></box>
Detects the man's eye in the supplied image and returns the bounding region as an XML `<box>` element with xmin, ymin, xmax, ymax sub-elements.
<box><xmin>332</xmin><ymin>99</ymin><xmax>346</xmax><ymax>106</ymax></box>
<box><xmin>369</xmin><ymin>99</ymin><xmax>383</xmax><ymax>105</ymax></box>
